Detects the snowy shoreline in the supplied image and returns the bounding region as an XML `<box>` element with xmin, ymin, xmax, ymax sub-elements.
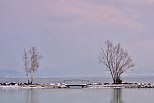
<box><xmin>1</xmin><ymin>82</ymin><xmax>154</xmax><ymax>89</ymax></box>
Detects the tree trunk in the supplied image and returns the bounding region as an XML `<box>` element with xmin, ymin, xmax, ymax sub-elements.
<box><xmin>113</xmin><ymin>77</ymin><xmax>122</xmax><ymax>84</ymax></box>
<box><xmin>31</xmin><ymin>71</ymin><xmax>35</xmax><ymax>84</ymax></box>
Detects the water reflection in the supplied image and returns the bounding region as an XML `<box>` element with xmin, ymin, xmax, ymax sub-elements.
<box><xmin>111</xmin><ymin>88</ymin><xmax>124</xmax><ymax>103</ymax></box>
<box><xmin>25</xmin><ymin>89</ymin><xmax>37</xmax><ymax>103</ymax></box>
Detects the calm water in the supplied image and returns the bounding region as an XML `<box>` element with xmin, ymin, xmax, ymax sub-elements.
<box><xmin>0</xmin><ymin>88</ymin><xmax>154</xmax><ymax>103</ymax></box>
<box><xmin>1</xmin><ymin>78</ymin><xmax>154</xmax><ymax>103</ymax></box>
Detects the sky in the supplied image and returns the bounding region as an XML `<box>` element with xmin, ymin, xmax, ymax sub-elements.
<box><xmin>1</xmin><ymin>0</ymin><xmax>154</xmax><ymax>78</ymax></box>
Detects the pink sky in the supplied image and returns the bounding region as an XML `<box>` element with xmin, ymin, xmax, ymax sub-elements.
<box><xmin>1</xmin><ymin>0</ymin><xmax>154</xmax><ymax>77</ymax></box>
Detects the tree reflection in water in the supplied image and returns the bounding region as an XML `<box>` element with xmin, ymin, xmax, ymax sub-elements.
<box><xmin>25</xmin><ymin>89</ymin><xmax>37</xmax><ymax>103</ymax></box>
<box><xmin>111</xmin><ymin>88</ymin><xmax>124</xmax><ymax>103</ymax></box>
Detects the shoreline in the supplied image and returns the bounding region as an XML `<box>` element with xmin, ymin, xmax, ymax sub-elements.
<box><xmin>1</xmin><ymin>82</ymin><xmax>154</xmax><ymax>89</ymax></box>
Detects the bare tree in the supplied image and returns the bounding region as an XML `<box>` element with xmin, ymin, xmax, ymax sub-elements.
<box><xmin>99</xmin><ymin>40</ymin><xmax>135</xmax><ymax>84</ymax></box>
<box><xmin>23</xmin><ymin>47</ymin><xmax>42</xmax><ymax>84</ymax></box>
<box><xmin>23</xmin><ymin>49</ymin><xmax>30</xmax><ymax>83</ymax></box>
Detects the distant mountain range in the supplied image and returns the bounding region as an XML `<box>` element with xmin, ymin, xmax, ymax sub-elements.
<box><xmin>0</xmin><ymin>69</ymin><xmax>24</xmax><ymax>78</ymax></box>
<box><xmin>0</xmin><ymin>68</ymin><xmax>154</xmax><ymax>78</ymax></box>
<box><xmin>1</xmin><ymin>60</ymin><xmax>154</xmax><ymax>78</ymax></box>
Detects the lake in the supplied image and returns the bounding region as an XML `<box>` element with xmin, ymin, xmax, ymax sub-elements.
<box><xmin>0</xmin><ymin>88</ymin><xmax>154</xmax><ymax>103</ymax></box>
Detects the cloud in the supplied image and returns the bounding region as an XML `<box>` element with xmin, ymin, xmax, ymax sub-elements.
<box><xmin>48</xmin><ymin>0</ymin><xmax>143</xmax><ymax>29</ymax></box>
<box><xmin>143</xmin><ymin>0</ymin><xmax>154</xmax><ymax>4</ymax></box>
<box><xmin>122</xmin><ymin>0</ymin><xmax>154</xmax><ymax>5</ymax></box>
<box><xmin>1</xmin><ymin>0</ymin><xmax>142</xmax><ymax>29</ymax></box>
<box><xmin>129</xmin><ymin>39</ymin><xmax>154</xmax><ymax>48</ymax></box>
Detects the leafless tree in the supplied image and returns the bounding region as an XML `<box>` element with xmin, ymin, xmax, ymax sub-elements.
<box><xmin>99</xmin><ymin>40</ymin><xmax>135</xmax><ymax>84</ymax></box>
<box><xmin>23</xmin><ymin>47</ymin><xmax>42</xmax><ymax>84</ymax></box>
<box><xmin>23</xmin><ymin>49</ymin><xmax>30</xmax><ymax>83</ymax></box>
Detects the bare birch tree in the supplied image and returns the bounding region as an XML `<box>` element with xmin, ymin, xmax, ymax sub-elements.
<box><xmin>99</xmin><ymin>40</ymin><xmax>135</xmax><ymax>84</ymax></box>
<box><xmin>23</xmin><ymin>47</ymin><xmax>42</xmax><ymax>84</ymax></box>
<box><xmin>23</xmin><ymin>49</ymin><xmax>30</xmax><ymax>83</ymax></box>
